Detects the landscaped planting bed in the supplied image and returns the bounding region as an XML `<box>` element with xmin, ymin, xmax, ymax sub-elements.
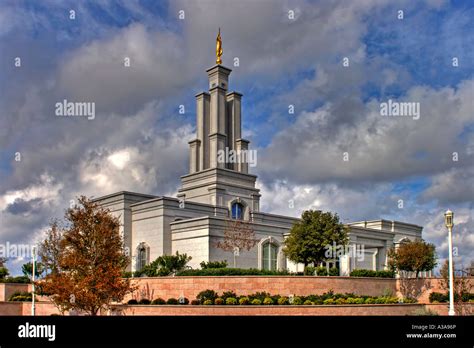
<box><xmin>127</xmin><ymin>290</ymin><xmax>416</xmax><ymax>306</ymax></box>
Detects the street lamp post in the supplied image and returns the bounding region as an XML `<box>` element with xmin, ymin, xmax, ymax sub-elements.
<box><xmin>31</xmin><ymin>246</ymin><xmax>36</xmax><ymax>316</ymax></box>
<box><xmin>444</xmin><ymin>209</ymin><xmax>455</xmax><ymax>316</ymax></box>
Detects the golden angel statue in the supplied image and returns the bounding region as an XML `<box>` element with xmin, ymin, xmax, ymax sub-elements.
<box><xmin>216</xmin><ymin>28</ymin><xmax>223</xmax><ymax>64</ymax></box>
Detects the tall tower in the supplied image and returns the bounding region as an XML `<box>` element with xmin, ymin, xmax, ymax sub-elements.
<box><xmin>178</xmin><ymin>31</ymin><xmax>260</xmax><ymax>215</ymax></box>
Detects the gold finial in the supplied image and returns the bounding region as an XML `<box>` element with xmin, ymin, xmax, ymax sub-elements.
<box><xmin>216</xmin><ymin>28</ymin><xmax>223</xmax><ymax>65</ymax></box>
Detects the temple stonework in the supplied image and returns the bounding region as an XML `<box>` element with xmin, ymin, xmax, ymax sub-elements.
<box><xmin>94</xmin><ymin>55</ymin><xmax>423</xmax><ymax>274</ymax></box>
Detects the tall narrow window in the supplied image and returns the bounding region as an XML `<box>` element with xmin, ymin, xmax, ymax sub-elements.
<box><xmin>231</xmin><ymin>202</ymin><xmax>244</xmax><ymax>220</ymax></box>
<box><xmin>262</xmin><ymin>242</ymin><xmax>278</xmax><ymax>271</ymax></box>
<box><xmin>137</xmin><ymin>245</ymin><xmax>147</xmax><ymax>271</ymax></box>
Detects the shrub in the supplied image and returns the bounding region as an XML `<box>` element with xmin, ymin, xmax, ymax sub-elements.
<box><xmin>143</xmin><ymin>251</ymin><xmax>192</xmax><ymax>276</ymax></box>
<box><xmin>402</xmin><ymin>298</ymin><xmax>417</xmax><ymax>304</ymax></box>
<box><xmin>263</xmin><ymin>297</ymin><xmax>274</xmax><ymax>305</ymax></box>
<box><xmin>346</xmin><ymin>297</ymin><xmax>357</xmax><ymax>304</ymax></box>
<box><xmin>428</xmin><ymin>292</ymin><xmax>449</xmax><ymax>303</ymax></box>
<box><xmin>335</xmin><ymin>298</ymin><xmax>346</xmax><ymax>305</ymax></box>
<box><xmin>328</xmin><ymin>267</ymin><xmax>339</xmax><ymax>276</ymax></box>
<box><xmin>250</xmin><ymin>291</ymin><xmax>272</xmax><ymax>302</ymax></box>
<box><xmin>385</xmin><ymin>297</ymin><xmax>399</xmax><ymax>304</ymax></box>
<box><xmin>214</xmin><ymin>298</ymin><xmax>224</xmax><ymax>305</ymax></box>
<box><xmin>304</xmin><ymin>266</ymin><xmax>316</xmax><ymax>275</ymax></box>
<box><xmin>196</xmin><ymin>289</ymin><xmax>218</xmax><ymax>303</ymax></box>
<box><xmin>200</xmin><ymin>260</ymin><xmax>228</xmax><ymax>269</ymax></box>
<box><xmin>0</xmin><ymin>267</ymin><xmax>9</xmax><ymax>279</ymax></box>
<box><xmin>332</xmin><ymin>293</ymin><xmax>346</xmax><ymax>300</ymax></box>
<box><xmin>225</xmin><ymin>297</ymin><xmax>238</xmax><ymax>305</ymax></box>
<box><xmin>138</xmin><ymin>298</ymin><xmax>151</xmax><ymax>305</ymax></box>
<box><xmin>291</xmin><ymin>297</ymin><xmax>302</xmax><ymax>305</ymax></box>
<box><xmin>151</xmin><ymin>298</ymin><xmax>166</xmax><ymax>305</ymax></box>
<box><xmin>349</xmin><ymin>269</ymin><xmax>394</xmax><ymax>278</ymax></box>
<box><xmin>239</xmin><ymin>297</ymin><xmax>250</xmax><ymax>305</ymax></box>
<box><xmin>321</xmin><ymin>291</ymin><xmax>334</xmax><ymax>300</ymax></box>
<box><xmin>315</xmin><ymin>267</ymin><xmax>328</xmax><ymax>276</ymax></box>
<box><xmin>8</xmin><ymin>291</ymin><xmax>33</xmax><ymax>302</ymax></box>
<box><xmin>0</xmin><ymin>276</ymin><xmax>30</xmax><ymax>284</ymax></box>
<box><xmin>303</xmin><ymin>300</ymin><xmax>313</xmax><ymax>305</ymax></box>
<box><xmin>178</xmin><ymin>297</ymin><xmax>189</xmax><ymax>305</ymax></box>
<box><xmin>10</xmin><ymin>295</ymin><xmax>29</xmax><ymax>302</ymax></box>
<box><xmin>354</xmin><ymin>298</ymin><xmax>365</xmax><ymax>304</ymax></box>
<box><xmin>122</xmin><ymin>271</ymin><xmax>133</xmax><ymax>278</ymax></box>
<box><xmin>277</xmin><ymin>297</ymin><xmax>289</xmax><ymax>305</ymax></box>
<box><xmin>133</xmin><ymin>270</ymin><xmax>146</xmax><ymax>277</ymax></box>
<box><xmin>166</xmin><ymin>298</ymin><xmax>178</xmax><ymax>305</ymax></box>
<box><xmin>127</xmin><ymin>299</ymin><xmax>138</xmax><ymax>305</ymax></box>
<box><xmin>251</xmin><ymin>299</ymin><xmax>262</xmax><ymax>305</ymax></box>
<box><xmin>190</xmin><ymin>300</ymin><xmax>200</xmax><ymax>305</ymax></box>
<box><xmin>203</xmin><ymin>300</ymin><xmax>213</xmax><ymax>305</ymax></box>
<box><xmin>323</xmin><ymin>298</ymin><xmax>334</xmax><ymax>305</ymax></box>
<box><xmin>221</xmin><ymin>291</ymin><xmax>238</xmax><ymax>301</ymax></box>
<box><xmin>364</xmin><ymin>297</ymin><xmax>376</xmax><ymax>304</ymax></box>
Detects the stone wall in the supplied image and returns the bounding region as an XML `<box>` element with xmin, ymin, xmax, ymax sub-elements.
<box><xmin>112</xmin><ymin>303</ymin><xmax>425</xmax><ymax>316</ymax></box>
<box><xmin>127</xmin><ymin>276</ymin><xmax>474</xmax><ymax>304</ymax></box>
<box><xmin>396</xmin><ymin>277</ymin><xmax>473</xmax><ymax>303</ymax></box>
<box><xmin>0</xmin><ymin>301</ymin><xmax>61</xmax><ymax>316</ymax></box>
<box><xmin>2</xmin><ymin>301</ymin><xmax>472</xmax><ymax>316</ymax></box>
<box><xmin>0</xmin><ymin>283</ymin><xmax>31</xmax><ymax>301</ymax></box>
<box><xmin>127</xmin><ymin>276</ymin><xmax>397</xmax><ymax>302</ymax></box>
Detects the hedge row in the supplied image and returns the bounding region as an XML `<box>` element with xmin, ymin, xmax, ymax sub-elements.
<box><xmin>349</xmin><ymin>269</ymin><xmax>395</xmax><ymax>278</ymax></box>
<box><xmin>127</xmin><ymin>290</ymin><xmax>417</xmax><ymax>306</ymax></box>
<box><xmin>127</xmin><ymin>297</ymin><xmax>190</xmax><ymax>305</ymax></box>
<box><xmin>429</xmin><ymin>292</ymin><xmax>474</xmax><ymax>303</ymax></box>
<box><xmin>0</xmin><ymin>276</ymin><xmax>30</xmax><ymax>284</ymax></box>
<box><xmin>125</xmin><ymin>268</ymin><xmax>397</xmax><ymax>278</ymax></box>
<box><xmin>8</xmin><ymin>291</ymin><xmax>33</xmax><ymax>302</ymax></box>
<box><xmin>175</xmin><ymin>268</ymin><xmax>290</xmax><ymax>276</ymax></box>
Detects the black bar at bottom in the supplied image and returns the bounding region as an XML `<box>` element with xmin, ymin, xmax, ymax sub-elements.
<box><xmin>0</xmin><ymin>315</ymin><xmax>472</xmax><ymax>346</ymax></box>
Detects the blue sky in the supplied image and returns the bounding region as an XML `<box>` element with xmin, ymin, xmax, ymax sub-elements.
<box><xmin>0</xmin><ymin>0</ymin><xmax>473</xmax><ymax>275</ymax></box>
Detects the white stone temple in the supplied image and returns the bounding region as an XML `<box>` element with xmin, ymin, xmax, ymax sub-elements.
<box><xmin>94</xmin><ymin>56</ymin><xmax>423</xmax><ymax>275</ymax></box>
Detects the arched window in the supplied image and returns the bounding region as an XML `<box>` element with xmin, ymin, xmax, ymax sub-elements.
<box><xmin>231</xmin><ymin>202</ymin><xmax>244</xmax><ymax>220</ymax></box>
<box><xmin>137</xmin><ymin>244</ymin><xmax>148</xmax><ymax>271</ymax></box>
<box><xmin>262</xmin><ymin>242</ymin><xmax>278</xmax><ymax>271</ymax></box>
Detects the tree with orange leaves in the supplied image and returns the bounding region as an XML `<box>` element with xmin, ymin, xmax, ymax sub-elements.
<box><xmin>37</xmin><ymin>196</ymin><xmax>133</xmax><ymax>315</ymax></box>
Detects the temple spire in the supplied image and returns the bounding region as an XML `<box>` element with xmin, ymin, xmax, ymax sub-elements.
<box><xmin>216</xmin><ymin>28</ymin><xmax>223</xmax><ymax>65</ymax></box>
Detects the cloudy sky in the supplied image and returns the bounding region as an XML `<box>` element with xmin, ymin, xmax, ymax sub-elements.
<box><xmin>0</xmin><ymin>0</ymin><xmax>472</xmax><ymax>275</ymax></box>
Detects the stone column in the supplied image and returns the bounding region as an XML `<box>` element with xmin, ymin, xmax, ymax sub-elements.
<box><xmin>235</xmin><ymin>138</ymin><xmax>249</xmax><ymax>173</ymax></box>
<box><xmin>226</xmin><ymin>92</ymin><xmax>242</xmax><ymax>152</ymax></box>
<box><xmin>195</xmin><ymin>92</ymin><xmax>210</xmax><ymax>170</ymax></box>
<box><xmin>188</xmin><ymin>139</ymin><xmax>200</xmax><ymax>173</ymax></box>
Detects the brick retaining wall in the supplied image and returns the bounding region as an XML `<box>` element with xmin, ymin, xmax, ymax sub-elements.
<box><xmin>0</xmin><ymin>283</ymin><xmax>31</xmax><ymax>301</ymax></box>
<box><xmin>127</xmin><ymin>276</ymin><xmax>398</xmax><ymax>302</ymax></box>
<box><xmin>127</xmin><ymin>276</ymin><xmax>473</xmax><ymax>304</ymax></box>
<box><xmin>1</xmin><ymin>300</ymin><xmax>471</xmax><ymax>316</ymax></box>
<box><xmin>112</xmin><ymin>303</ymin><xmax>425</xmax><ymax>316</ymax></box>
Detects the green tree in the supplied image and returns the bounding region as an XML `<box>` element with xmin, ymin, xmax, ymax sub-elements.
<box><xmin>387</xmin><ymin>239</ymin><xmax>437</xmax><ymax>278</ymax></box>
<box><xmin>22</xmin><ymin>261</ymin><xmax>45</xmax><ymax>279</ymax></box>
<box><xmin>283</xmin><ymin>210</ymin><xmax>348</xmax><ymax>270</ymax></box>
<box><xmin>0</xmin><ymin>257</ymin><xmax>8</xmax><ymax>279</ymax></box>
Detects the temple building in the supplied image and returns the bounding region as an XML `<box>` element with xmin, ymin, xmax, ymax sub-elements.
<box><xmin>94</xmin><ymin>33</ymin><xmax>423</xmax><ymax>275</ymax></box>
